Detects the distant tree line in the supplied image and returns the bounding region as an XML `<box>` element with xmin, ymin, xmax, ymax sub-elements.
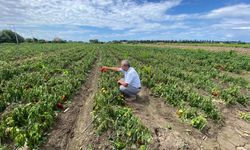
<box><xmin>0</xmin><ymin>30</ymin><xmax>105</xmax><ymax>44</ymax></box>
<box><xmin>89</xmin><ymin>39</ymin><xmax>105</xmax><ymax>44</ymax></box>
<box><xmin>109</xmin><ymin>40</ymin><xmax>248</xmax><ymax>44</ymax></box>
<box><xmin>1</xmin><ymin>29</ymin><xmax>248</xmax><ymax>44</ymax></box>
<box><xmin>25</xmin><ymin>37</ymin><xmax>67</xmax><ymax>43</ymax></box>
<box><xmin>0</xmin><ymin>29</ymin><xmax>67</xmax><ymax>44</ymax></box>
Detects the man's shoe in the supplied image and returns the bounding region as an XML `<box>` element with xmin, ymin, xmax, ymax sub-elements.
<box><xmin>126</xmin><ymin>96</ymin><xmax>136</xmax><ymax>102</ymax></box>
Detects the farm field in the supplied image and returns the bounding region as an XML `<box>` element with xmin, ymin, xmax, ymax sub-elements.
<box><xmin>0</xmin><ymin>43</ymin><xmax>250</xmax><ymax>150</ymax></box>
<box><xmin>145</xmin><ymin>43</ymin><xmax>250</xmax><ymax>48</ymax></box>
<box><xmin>139</xmin><ymin>43</ymin><xmax>250</xmax><ymax>55</ymax></box>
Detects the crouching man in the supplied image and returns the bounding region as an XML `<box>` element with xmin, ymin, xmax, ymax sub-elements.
<box><xmin>101</xmin><ymin>60</ymin><xmax>141</xmax><ymax>101</ymax></box>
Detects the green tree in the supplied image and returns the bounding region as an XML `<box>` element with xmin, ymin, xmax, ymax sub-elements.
<box><xmin>53</xmin><ymin>37</ymin><xmax>66</xmax><ymax>43</ymax></box>
<box><xmin>0</xmin><ymin>30</ymin><xmax>25</xmax><ymax>43</ymax></box>
<box><xmin>89</xmin><ymin>39</ymin><xmax>99</xmax><ymax>43</ymax></box>
<box><xmin>25</xmin><ymin>38</ymin><xmax>34</xmax><ymax>43</ymax></box>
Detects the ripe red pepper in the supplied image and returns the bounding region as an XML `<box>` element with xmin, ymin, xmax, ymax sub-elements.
<box><xmin>99</xmin><ymin>67</ymin><xmax>108</xmax><ymax>72</ymax></box>
<box><xmin>57</xmin><ymin>102</ymin><xmax>64</xmax><ymax>110</ymax></box>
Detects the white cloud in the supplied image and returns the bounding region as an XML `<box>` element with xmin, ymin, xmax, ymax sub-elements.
<box><xmin>232</xmin><ymin>26</ymin><xmax>250</xmax><ymax>30</ymax></box>
<box><xmin>1</xmin><ymin>1</ymin><xmax>250</xmax><ymax>41</ymax></box>
<box><xmin>203</xmin><ymin>4</ymin><xmax>250</xmax><ymax>19</ymax></box>
<box><xmin>0</xmin><ymin>0</ymin><xmax>182</xmax><ymax>30</ymax></box>
<box><xmin>129</xmin><ymin>22</ymin><xmax>187</xmax><ymax>33</ymax></box>
<box><xmin>194</xmin><ymin>3</ymin><xmax>250</xmax><ymax>40</ymax></box>
<box><xmin>16</xmin><ymin>25</ymin><xmax>94</xmax><ymax>40</ymax></box>
<box><xmin>203</xmin><ymin>4</ymin><xmax>250</xmax><ymax>32</ymax></box>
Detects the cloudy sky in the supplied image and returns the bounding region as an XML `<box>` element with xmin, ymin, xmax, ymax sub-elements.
<box><xmin>1</xmin><ymin>0</ymin><xmax>250</xmax><ymax>42</ymax></box>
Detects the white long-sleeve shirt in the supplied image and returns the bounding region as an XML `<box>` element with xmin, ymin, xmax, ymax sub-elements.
<box><xmin>119</xmin><ymin>67</ymin><xmax>141</xmax><ymax>88</ymax></box>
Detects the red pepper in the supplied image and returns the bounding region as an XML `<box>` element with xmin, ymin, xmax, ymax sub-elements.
<box><xmin>99</xmin><ymin>67</ymin><xmax>108</xmax><ymax>72</ymax></box>
<box><xmin>57</xmin><ymin>102</ymin><xmax>64</xmax><ymax>110</ymax></box>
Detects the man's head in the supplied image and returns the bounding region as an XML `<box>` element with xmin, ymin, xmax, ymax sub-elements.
<box><xmin>121</xmin><ymin>60</ymin><xmax>130</xmax><ymax>71</ymax></box>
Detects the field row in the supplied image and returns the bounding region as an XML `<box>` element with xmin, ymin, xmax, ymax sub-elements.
<box><xmin>0</xmin><ymin>43</ymin><xmax>249</xmax><ymax>149</ymax></box>
<box><xmin>0</xmin><ymin>44</ymin><xmax>97</xmax><ymax>149</ymax></box>
<box><xmin>105</xmin><ymin>44</ymin><xmax>249</xmax><ymax>127</ymax></box>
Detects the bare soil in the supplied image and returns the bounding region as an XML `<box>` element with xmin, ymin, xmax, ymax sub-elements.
<box><xmin>41</xmin><ymin>58</ymin><xmax>100</xmax><ymax>150</ymax></box>
<box><xmin>144</xmin><ymin>44</ymin><xmax>250</xmax><ymax>55</ymax></box>
<box><xmin>126</xmin><ymin>87</ymin><xmax>250</xmax><ymax>150</ymax></box>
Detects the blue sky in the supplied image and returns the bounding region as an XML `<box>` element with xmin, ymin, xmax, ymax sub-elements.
<box><xmin>1</xmin><ymin>0</ymin><xmax>250</xmax><ymax>42</ymax></box>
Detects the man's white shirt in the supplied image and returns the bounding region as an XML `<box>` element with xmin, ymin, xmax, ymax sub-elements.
<box><xmin>119</xmin><ymin>67</ymin><xmax>141</xmax><ymax>88</ymax></box>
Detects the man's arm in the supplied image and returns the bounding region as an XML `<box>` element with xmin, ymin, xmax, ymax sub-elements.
<box><xmin>102</xmin><ymin>66</ymin><xmax>120</xmax><ymax>72</ymax></box>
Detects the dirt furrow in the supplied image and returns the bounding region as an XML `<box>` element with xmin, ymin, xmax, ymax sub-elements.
<box><xmin>66</xmin><ymin>59</ymin><xmax>100</xmax><ymax>150</ymax></box>
<box><xmin>127</xmin><ymin>87</ymin><xmax>250</xmax><ymax>150</ymax></box>
<box><xmin>41</xmin><ymin>58</ymin><xmax>99</xmax><ymax>150</ymax></box>
<box><xmin>127</xmin><ymin>87</ymin><xmax>203</xmax><ymax>150</ymax></box>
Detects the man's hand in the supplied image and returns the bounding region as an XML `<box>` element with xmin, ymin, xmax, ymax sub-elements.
<box><xmin>117</xmin><ymin>80</ymin><xmax>128</xmax><ymax>87</ymax></box>
<box><xmin>117</xmin><ymin>79</ymin><xmax>122</xmax><ymax>85</ymax></box>
<box><xmin>100</xmin><ymin>66</ymin><xmax>109</xmax><ymax>72</ymax></box>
